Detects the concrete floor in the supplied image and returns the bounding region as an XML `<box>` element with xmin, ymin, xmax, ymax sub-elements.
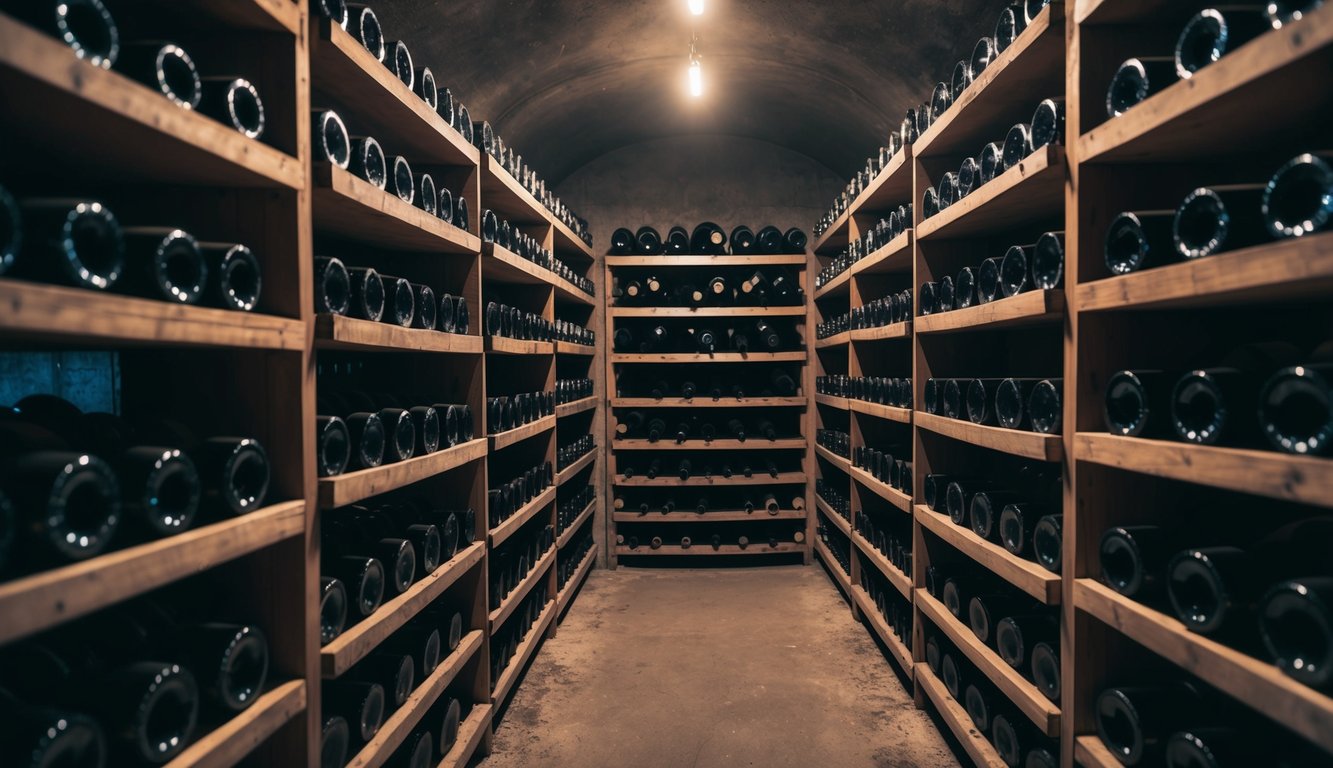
<box><xmin>483</xmin><ymin>565</ymin><xmax>961</xmax><ymax>768</ymax></box>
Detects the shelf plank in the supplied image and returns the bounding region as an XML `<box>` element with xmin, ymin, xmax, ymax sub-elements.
<box><xmin>610</xmin><ymin>305</ymin><xmax>807</xmax><ymax>318</ymax></box>
<box><xmin>0</xmin><ymin>13</ymin><xmax>303</xmax><ymax>189</ymax></box>
<box><xmin>483</xmin><ymin>335</ymin><xmax>554</xmax><ymax>356</ymax></box>
<box><xmin>614</xmin><ymin>471</ymin><xmax>806</xmax><ymax>487</ymax></box>
<box><xmin>916</xmin><ymin>290</ymin><xmax>1065</xmax><ymax>334</ymax></box>
<box><xmin>812</xmin><ymin>209</ymin><xmax>852</xmax><ymax>256</ymax></box>
<box><xmin>489</xmin><ymin>548</ymin><xmax>554</xmax><ymax>628</ymax></box>
<box><xmin>481</xmin><ymin>243</ymin><xmax>594</xmax><ymax>306</ymax></box>
<box><xmin>605</xmin><ymin>254</ymin><xmax>808</xmax><ymax>267</ymax></box>
<box><xmin>1073</xmin><ymin>433</ymin><xmax>1333</xmax><ymax>509</ymax></box>
<box><xmin>612</xmin><ymin>397</ymin><xmax>806</xmax><ymax>409</ymax></box>
<box><xmin>611</xmin><ymin>351</ymin><xmax>807</xmax><ymax>363</ymax></box>
<box><xmin>850</xmin><ymin>583</ymin><xmax>914</xmax><ymax>674</ymax></box>
<box><xmin>346</xmin><ymin>631</ymin><xmax>483</xmax><ymax>768</ymax></box>
<box><xmin>437</xmin><ymin>702</ymin><xmax>493</xmax><ymax>768</ymax></box>
<box><xmin>915</xmin><ymin>3</ymin><xmax>1065</xmax><ymax>158</ymax></box>
<box><xmin>815</xmin><ymin>267</ymin><xmax>852</xmax><ymax>299</ymax></box>
<box><xmin>1074</xmin><ymin>735</ymin><xmax>1122</xmax><ymax>768</ymax></box>
<box><xmin>1076</xmin><ymin>578</ymin><xmax>1333</xmax><ymax>753</ymax></box>
<box><xmin>815</xmin><ymin>394</ymin><xmax>851</xmax><ymax>410</ymax></box>
<box><xmin>814</xmin><ymin>231</ymin><xmax>915</xmax><ymax>300</ymax></box>
<box><xmin>849</xmin><ymin>321</ymin><xmax>912</xmax><ymax>342</ymax></box>
<box><xmin>613</xmin><ymin>508</ymin><xmax>807</xmax><ymax>523</ymax></box>
<box><xmin>916</xmin><ymin>664</ymin><xmax>1011</xmax><ymax>768</ymax></box>
<box><xmin>556</xmin><ymin>544</ymin><xmax>597</xmax><ymax>618</ymax></box>
<box><xmin>612</xmin><ymin>438</ymin><xmax>805</xmax><ymax>451</ymax></box>
<box><xmin>619</xmin><ymin>542</ymin><xmax>805</xmax><ymax>556</ymax></box>
<box><xmin>164</xmin><ymin>679</ymin><xmax>305</xmax><ymax>768</ymax></box>
<box><xmin>0</xmin><ymin>500</ymin><xmax>303</xmax><ymax>646</ymax></box>
<box><xmin>555</xmin><ymin>341</ymin><xmax>596</xmax><ymax>356</ymax></box>
<box><xmin>555</xmin><ymin>396</ymin><xmax>597</xmax><ymax>418</ymax></box>
<box><xmin>555</xmin><ymin>450</ymin><xmax>597</xmax><ymax>486</ymax></box>
<box><xmin>310</xmin><ymin>18</ymin><xmax>478</xmax><ymax>167</ymax></box>
<box><xmin>315</xmin><ymin>314</ymin><xmax>483</xmax><ymax>354</ymax></box>
<box><xmin>0</xmin><ymin>280</ymin><xmax>306</xmax><ymax>350</ymax></box>
<box><xmin>858</xmin><ymin>143</ymin><xmax>916</xmax><ymax>214</ymax></box>
<box><xmin>313</xmin><ymin>163</ymin><xmax>481</xmax><ymax>254</ymax></box>
<box><xmin>480</xmin><ymin>154</ymin><xmax>547</xmax><ymax>223</ymax></box>
<box><xmin>320</xmin><ymin>543</ymin><xmax>486</xmax><ymax>677</ymax></box>
<box><xmin>488</xmin><ymin>415</ymin><xmax>556</xmax><ymax>451</ymax></box>
<box><xmin>849</xmin><ymin>400</ymin><xmax>913</xmax><ymax>424</ymax></box>
<box><xmin>489</xmin><ymin>486</ymin><xmax>556</xmax><ymax>549</ymax></box>
<box><xmin>318</xmin><ymin>438</ymin><xmax>488</xmax><ymax>510</ymax></box>
<box><xmin>816</xmin><ymin>497</ymin><xmax>852</xmax><ymax>537</ymax></box>
<box><xmin>815</xmin><ymin>537</ymin><xmax>854</xmax><ymax>599</ymax></box>
<box><xmin>815</xmin><ymin>444</ymin><xmax>853</xmax><ymax>472</ymax></box>
<box><xmin>917</xmin><ymin>590</ymin><xmax>1061</xmax><ymax>736</ymax></box>
<box><xmin>557</xmin><ymin>500</ymin><xmax>597</xmax><ymax>549</ymax></box>
<box><xmin>491</xmin><ymin>599</ymin><xmax>556</xmax><ymax>706</ymax></box>
<box><xmin>1076</xmin><ymin>234</ymin><xmax>1333</xmax><ymax>313</ymax></box>
<box><xmin>917</xmin><ymin>144</ymin><xmax>1066</xmax><ymax>241</ymax></box>
<box><xmin>850</xmin><ymin>466</ymin><xmax>913</xmax><ymax>513</ymax></box>
<box><xmin>916</xmin><ymin>412</ymin><xmax>1065</xmax><ymax>462</ymax></box>
<box><xmin>815</xmin><ymin>332</ymin><xmax>850</xmax><ymax>349</ymax></box>
<box><xmin>851</xmin><ymin>531</ymin><xmax>913</xmax><ymax>600</ymax></box>
<box><xmin>1078</xmin><ymin>5</ymin><xmax>1333</xmax><ymax>163</ymax></box>
<box><xmin>917</xmin><ymin>505</ymin><xmax>1061</xmax><ymax>604</ymax></box>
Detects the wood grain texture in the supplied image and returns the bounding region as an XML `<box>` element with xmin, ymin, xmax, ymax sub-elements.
<box><xmin>315</xmin><ymin>314</ymin><xmax>484</xmax><ymax>354</ymax></box>
<box><xmin>317</xmin><ymin>438</ymin><xmax>488</xmax><ymax>509</ymax></box>
<box><xmin>816</xmin><ymin>497</ymin><xmax>853</xmax><ymax>537</ymax></box>
<box><xmin>917</xmin><ymin>145</ymin><xmax>1067</xmax><ymax>241</ymax></box>
<box><xmin>915</xmin><ymin>290</ymin><xmax>1065</xmax><ymax>334</ymax></box>
<box><xmin>313</xmin><ymin>163</ymin><xmax>481</xmax><ymax>253</ymax></box>
<box><xmin>491</xmin><ymin>599</ymin><xmax>556</xmax><ymax>706</ymax></box>
<box><xmin>488</xmin><ymin>415</ymin><xmax>556</xmax><ymax>451</ymax></box>
<box><xmin>489</xmin><ymin>486</ymin><xmax>557</xmax><ymax>548</ymax></box>
<box><xmin>849</xmin><ymin>400</ymin><xmax>913</xmax><ymax>424</ymax></box>
<box><xmin>850</xmin><ymin>466</ymin><xmax>913</xmax><ymax>513</ymax></box>
<box><xmin>437</xmin><ymin>702</ymin><xmax>493</xmax><ymax>768</ymax></box>
<box><xmin>917</xmin><ymin>505</ymin><xmax>1062</xmax><ymax>604</ymax></box>
<box><xmin>163</xmin><ymin>680</ymin><xmax>306</xmax><ymax>768</ymax></box>
<box><xmin>916</xmin><ymin>412</ymin><xmax>1065</xmax><ymax>462</ymax></box>
<box><xmin>483</xmin><ymin>335</ymin><xmax>555</xmax><ymax>356</ymax></box>
<box><xmin>917</xmin><ymin>663</ymin><xmax>1011</xmax><ymax>768</ymax></box>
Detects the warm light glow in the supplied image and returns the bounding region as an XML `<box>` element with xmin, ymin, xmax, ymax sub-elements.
<box><xmin>688</xmin><ymin>0</ymin><xmax>705</xmax><ymax>15</ymax></box>
<box><xmin>688</xmin><ymin>59</ymin><xmax>703</xmax><ymax>97</ymax></box>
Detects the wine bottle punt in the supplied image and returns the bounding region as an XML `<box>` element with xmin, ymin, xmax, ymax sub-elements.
<box><xmin>609</xmin><ymin>228</ymin><xmax>633</xmax><ymax>255</ymax></box>
<box><xmin>1259</xmin><ymin>363</ymin><xmax>1333</xmax><ymax>455</ymax></box>
<box><xmin>1033</xmin><ymin>514</ymin><xmax>1063</xmax><ymax>573</ymax></box>
<box><xmin>325</xmin><ymin>679</ymin><xmax>385</xmax><ymax>744</ymax></box>
<box><xmin>1259</xmin><ymin>576</ymin><xmax>1333</xmax><ymax>689</ymax></box>
<box><xmin>970</xmin><ymin>36</ymin><xmax>996</xmax><ymax>80</ymax></box>
<box><xmin>346</xmin><ymin>4</ymin><xmax>385</xmax><ymax>61</ymax></box>
<box><xmin>1175</xmin><ymin>8</ymin><xmax>1269</xmax><ymax>79</ymax></box>
<box><xmin>1263</xmin><ymin>152</ymin><xmax>1333</xmax><ymax>239</ymax></box>
<box><xmin>321</xmin><ymin>715</ymin><xmax>350</xmax><ymax>768</ymax></box>
<box><xmin>1002</xmin><ymin>122</ymin><xmax>1033</xmax><ymax>169</ymax></box>
<box><xmin>634</xmin><ymin>226</ymin><xmax>663</xmax><ymax>255</ymax></box>
<box><xmin>1095</xmin><ymin>683</ymin><xmax>1201</xmax><ymax>766</ymax></box>
<box><xmin>389</xmin><ymin>155</ymin><xmax>415</xmax><ymax>205</ymax></box>
<box><xmin>1105</xmin><ymin>210</ymin><xmax>1176</xmax><ymax>275</ymax></box>
<box><xmin>965</xmin><ymin>378</ymin><xmax>1004</xmax><ymax>425</ymax></box>
<box><xmin>314</xmin><ymin>110</ymin><xmax>351</xmax><ymax>168</ymax></box>
<box><xmin>200</xmin><ymin>77</ymin><xmax>266</xmax><ymax>140</ymax></box>
<box><xmin>386</xmin><ymin>40</ymin><xmax>413</xmax><ymax>89</ymax></box>
<box><xmin>349</xmin><ymin>135</ymin><xmax>387</xmax><ymax>189</ymax></box>
<box><xmin>978</xmin><ymin>142</ymin><xmax>1003</xmax><ymax>186</ymax></box>
<box><xmin>1106</xmin><ymin>57</ymin><xmax>1177</xmax><ymax>118</ymax></box>
<box><xmin>120</xmin><ymin>42</ymin><xmax>201</xmax><ymax>110</ymax></box>
<box><xmin>1027</xmin><ymin>379</ymin><xmax>1063</xmax><ymax>434</ymax></box>
<box><xmin>1030</xmin><ymin>98</ymin><xmax>1064</xmax><ymax>151</ymax></box>
<box><xmin>995</xmin><ymin>4</ymin><xmax>1028</xmax><ymax>52</ymax></box>
<box><xmin>665</xmin><ymin>226</ymin><xmax>689</xmax><ymax>254</ymax></box>
<box><xmin>320</xmin><ymin>576</ymin><xmax>348</xmax><ymax>644</ymax></box>
<box><xmin>19</xmin><ymin>199</ymin><xmax>125</xmax><ymax>290</ymax></box>
<box><xmin>1099</xmin><ymin>525</ymin><xmax>1174</xmax><ymax>598</ymax></box>
<box><xmin>1174</xmin><ymin>184</ymin><xmax>1269</xmax><ymax>259</ymax></box>
<box><xmin>347</xmin><ymin>266</ymin><xmax>386</xmax><ymax>322</ymax></box>
<box><xmin>12</xmin><ymin>0</ymin><xmax>120</xmax><ymax>68</ymax></box>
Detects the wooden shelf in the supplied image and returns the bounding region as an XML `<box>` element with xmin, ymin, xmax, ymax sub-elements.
<box><xmin>310</xmin><ymin>17</ymin><xmax>478</xmax><ymax>167</ymax></box>
<box><xmin>318</xmin><ymin>438</ymin><xmax>488</xmax><ymax>510</ymax></box>
<box><xmin>1074</xmin><ymin>433</ymin><xmax>1333</xmax><ymax>509</ymax></box>
<box><xmin>484</xmin><ymin>335</ymin><xmax>554</xmax><ymax>356</ymax></box>
<box><xmin>614</xmin><ymin>472</ymin><xmax>805</xmax><ymax>487</ymax></box>
<box><xmin>558</xmin><ymin>500</ymin><xmax>597</xmax><ymax>549</ymax></box>
<box><xmin>488</xmin><ymin>415</ymin><xmax>556</xmax><ymax>451</ymax></box>
<box><xmin>814</xmin><ymin>231</ymin><xmax>915</xmax><ymax>300</ymax></box>
<box><xmin>320</xmin><ymin>543</ymin><xmax>486</xmax><ymax>677</ymax></box>
<box><xmin>612</xmin><ymin>397</ymin><xmax>807</xmax><ymax>409</ymax></box>
<box><xmin>1076</xmin><ymin>234</ymin><xmax>1333</xmax><ymax>313</ymax></box>
<box><xmin>491</xmin><ymin>598</ymin><xmax>557</xmax><ymax>706</ymax></box>
<box><xmin>315</xmin><ymin>314</ymin><xmax>483</xmax><ymax>354</ymax></box>
<box><xmin>620</xmin><ymin>542</ymin><xmax>805</xmax><ymax>556</ymax></box>
<box><xmin>480</xmin><ymin>157</ymin><xmax>595</xmax><ymax>260</ymax></box>
<box><xmin>606</xmin><ymin>254</ymin><xmax>808</xmax><ymax>267</ymax></box>
<box><xmin>851</xmin><ymin>531</ymin><xmax>912</xmax><ymax>600</ymax></box>
<box><xmin>850</xmin><ymin>466</ymin><xmax>913</xmax><ymax>514</ymax></box>
<box><xmin>1073</xmin><ymin>735</ymin><xmax>1122</xmax><ymax>768</ymax></box>
<box><xmin>916</xmin><ymin>663</ymin><xmax>1010</xmax><ymax>768</ymax></box>
<box><xmin>0</xmin><ymin>280</ymin><xmax>306</xmax><ymax>351</ymax></box>
<box><xmin>0</xmin><ymin>13</ymin><xmax>303</xmax><ymax>189</ymax></box>
<box><xmin>815</xmin><ymin>393</ymin><xmax>851</xmax><ymax>410</ymax></box>
<box><xmin>917</xmin><ymin>590</ymin><xmax>1061</xmax><ymax>736</ymax></box>
<box><xmin>346</xmin><ymin>631</ymin><xmax>483</xmax><ymax>768</ymax></box>
<box><xmin>916</xmin><ymin>412</ymin><xmax>1065</xmax><ymax>462</ymax></box>
<box><xmin>815</xmin><ymin>444</ymin><xmax>853</xmax><ymax>472</ymax></box>
<box><xmin>489</xmin><ymin>548</ymin><xmax>554</xmax><ymax>628</ymax></box>
<box><xmin>917</xmin><ymin>145</ymin><xmax>1066</xmax><ymax>241</ymax></box>
<box><xmin>815</xmin><ymin>268</ymin><xmax>852</xmax><ymax>299</ymax></box>
<box><xmin>1078</xmin><ymin>5</ymin><xmax>1333</xmax><ymax>163</ymax></box>
<box><xmin>611</xmin><ymin>351</ymin><xmax>807</xmax><ymax>363</ymax></box>
<box><xmin>917</xmin><ymin>505</ymin><xmax>1061</xmax><ymax>604</ymax></box>
<box><xmin>849</xmin><ymin>400</ymin><xmax>913</xmax><ymax>424</ymax></box>
<box><xmin>916</xmin><ymin>290</ymin><xmax>1065</xmax><ymax>334</ymax></box>
<box><xmin>164</xmin><ymin>679</ymin><xmax>305</xmax><ymax>768</ymax></box>
<box><xmin>1076</xmin><ymin>579</ymin><xmax>1333</xmax><ymax>753</ymax></box>
<box><xmin>313</xmin><ymin>163</ymin><xmax>481</xmax><ymax>254</ymax></box>
<box><xmin>610</xmin><ymin>305</ymin><xmax>806</xmax><ymax>318</ymax></box>
<box><xmin>556</xmin><ymin>544</ymin><xmax>597</xmax><ymax>618</ymax></box>
<box><xmin>613</xmin><ymin>438</ymin><xmax>805</xmax><ymax>451</ymax></box>
<box><xmin>555</xmin><ymin>450</ymin><xmax>597</xmax><ymax>486</ymax></box>
<box><xmin>849</xmin><ymin>321</ymin><xmax>912</xmax><ymax>342</ymax></box>
<box><xmin>489</xmin><ymin>486</ymin><xmax>556</xmax><ymax>549</ymax></box>
<box><xmin>850</xmin><ymin>583</ymin><xmax>914</xmax><ymax>673</ymax></box>
<box><xmin>481</xmin><ymin>243</ymin><xmax>595</xmax><ymax>306</ymax></box>
<box><xmin>555</xmin><ymin>396</ymin><xmax>597</xmax><ymax>418</ymax></box>
<box><xmin>858</xmin><ymin>144</ymin><xmax>916</xmax><ymax>214</ymax></box>
<box><xmin>814</xmin><ymin>538</ymin><xmax>853</xmax><ymax>595</ymax></box>
<box><xmin>815</xmin><ymin>332</ymin><xmax>850</xmax><ymax>349</ymax></box>
<box><xmin>555</xmin><ymin>341</ymin><xmax>596</xmax><ymax>356</ymax></box>
<box><xmin>614</xmin><ymin>508</ymin><xmax>807</xmax><ymax>523</ymax></box>
<box><xmin>0</xmin><ymin>500</ymin><xmax>303</xmax><ymax>646</ymax></box>
<box><xmin>816</xmin><ymin>497</ymin><xmax>852</xmax><ymax>537</ymax></box>
<box><xmin>437</xmin><ymin>702</ymin><xmax>492</xmax><ymax>768</ymax></box>
<box><xmin>915</xmin><ymin>3</ymin><xmax>1065</xmax><ymax>158</ymax></box>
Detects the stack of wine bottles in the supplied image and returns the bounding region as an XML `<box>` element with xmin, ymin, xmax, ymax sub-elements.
<box><xmin>616</xmin><ymin>412</ymin><xmax>787</xmax><ymax>443</ymax></box>
<box><xmin>0</xmin><ymin>189</ymin><xmax>264</xmax><ymax>311</ymax></box>
<box><xmin>481</xmin><ymin>210</ymin><xmax>593</xmax><ymax>295</ymax></box>
<box><xmin>920</xmin><ymin>232</ymin><xmax>1064</xmax><ymax>316</ymax></box>
<box><xmin>1097</xmin><ymin>516</ymin><xmax>1333</xmax><ymax>693</ymax></box>
<box><xmin>0</xmin><ymin>596</ymin><xmax>272</xmax><ymax>765</ymax></box>
<box><xmin>816</xmin><ymin>517</ymin><xmax>853</xmax><ymax>574</ymax></box>
<box><xmin>924</xmin><ymin>376</ymin><xmax>1063</xmax><ymax>435</ymax></box>
<box><xmin>1105</xmin><ymin>153</ymin><xmax>1331</xmax><ymax>276</ymax></box>
<box><xmin>558</xmin><ymin>525</ymin><xmax>595</xmax><ymax>589</ymax></box>
<box><xmin>381</xmin><ymin>683</ymin><xmax>469</xmax><ymax>768</ymax></box>
<box><xmin>924</xmin><ymin>629</ymin><xmax>1058</xmax><ymax>768</ymax></box>
<box><xmin>489</xmin><ymin>522</ymin><xmax>555</xmax><ymax>611</ymax></box>
<box><xmin>817</xmin><ymin>375</ymin><xmax>913</xmax><ymax>409</ymax></box>
<box><xmin>317</xmin><ymin>394</ymin><xmax>472</xmax><ymax>476</ymax></box>
<box><xmin>0</xmin><ymin>394</ymin><xmax>271</xmax><ymax>575</ymax></box>
<box><xmin>817</xmin><ymin>292</ymin><xmax>914</xmax><ymax>339</ymax></box>
<box><xmin>487</xmin><ymin>461</ymin><xmax>555</xmax><ymax>530</ymax></box>
<box><xmin>489</xmin><ymin>576</ymin><xmax>551</xmax><ymax>685</ymax></box>
<box><xmin>485</xmin><ymin>301</ymin><xmax>556</xmax><ymax>342</ymax></box>
<box><xmin>469</xmin><ymin>123</ymin><xmax>591</xmax><ymax>246</ymax></box>
<box><xmin>922</xmin><ymin>465</ymin><xmax>1062</xmax><ymax>574</ymax></box>
<box><xmin>320</xmin><ymin>501</ymin><xmax>472</xmax><ymax>642</ymax></box>
<box><xmin>853</xmin><ymin>444</ymin><xmax>912</xmax><ymax>492</ymax></box>
<box><xmin>613</xmin><ymin>320</ymin><xmax>798</xmax><ymax>354</ymax></box>
<box><xmin>613</xmin><ymin>269</ymin><xmax>804</xmax><ymax>307</ymax></box>
<box><xmin>557</xmin><ymin>485</ymin><xmax>596</xmax><ymax>534</ymax></box>
<box><xmin>619</xmin><ymin>457</ymin><xmax>786</xmax><ymax>483</ymax></box>
<box><xmin>815</xmin><ymin>209</ymin><xmax>915</xmax><ymax>290</ymax></box>
<box><xmin>855</xmin><ymin>511</ymin><xmax>913</xmax><ymax>579</ymax></box>
<box><xmin>616</xmin><ymin>368</ymin><xmax>799</xmax><ymax>400</ymax></box>
<box><xmin>486</xmin><ymin>391</ymin><xmax>554</xmax><ymax>435</ymax></box>
<box><xmin>313</xmin><ymin>257</ymin><xmax>470</xmax><ymax>333</ymax></box>
<box><xmin>555</xmin><ymin>378</ymin><xmax>594</xmax><ymax>404</ymax></box>
<box><xmin>1105</xmin><ymin>5</ymin><xmax>1317</xmax><ymax>121</ymax></box>
<box><xmin>814</xmin><ymin>142</ymin><xmax>910</xmax><ymax>238</ymax></box>
<box><xmin>816</xmin><ymin>479</ymin><xmax>851</xmax><ymax>522</ymax></box>
<box><xmin>816</xmin><ymin>428</ymin><xmax>851</xmax><ymax>457</ymax></box>
<box><xmin>609</xmin><ymin>223</ymin><xmax>807</xmax><ymax>256</ymax></box>
<box><xmin>857</xmin><ymin>552</ymin><xmax>914</xmax><ymax>645</ymax></box>
<box><xmin>556</xmin><ymin>435</ymin><xmax>595</xmax><ymax>471</ymax></box>
<box><xmin>616</xmin><ymin>528</ymin><xmax>805</xmax><ymax>551</ymax></box>
<box><xmin>614</xmin><ymin>488</ymin><xmax>798</xmax><ymax>515</ymax></box>
<box><xmin>555</xmin><ymin>320</ymin><xmax>596</xmax><ymax>347</ymax></box>
<box><xmin>1102</xmin><ymin>341</ymin><xmax>1333</xmax><ymax>454</ymax></box>
<box><xmin>13</xmin><ymin>2</ymin><xmax>271</xmax><ymax>142</ymax></box>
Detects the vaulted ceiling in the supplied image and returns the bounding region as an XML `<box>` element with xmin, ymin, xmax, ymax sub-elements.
<box><xmin>373</xmin><ymin>0</ymin><xmax>1010</xmax><ymax>183</ymax></box>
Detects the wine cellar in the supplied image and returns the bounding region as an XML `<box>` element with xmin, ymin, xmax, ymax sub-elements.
<box><xmin>0</xmin><ymin>1</ymin><xmax>1329</xmax><ymax>767</ymax></box>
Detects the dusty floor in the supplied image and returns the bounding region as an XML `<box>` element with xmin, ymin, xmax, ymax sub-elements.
<box><xmin>483</xmin><ymin>565</ymin><xmax>961</xmax><ymax>768</ymax></box>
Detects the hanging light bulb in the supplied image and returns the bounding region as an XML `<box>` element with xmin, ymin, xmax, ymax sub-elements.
<box><xmin>688</xmin><ymin>0</ymin><xmax>705</xmax><ymax>15</ymax></box>
<box><xmin>689</xmin><ymin>58</ymin><xmax>703</xmax><ymax>97</ymax></box>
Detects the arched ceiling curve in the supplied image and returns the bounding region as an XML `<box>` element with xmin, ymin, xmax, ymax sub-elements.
<box><xmin>372</xmin><ymin>0</ymin><xmax>1011</xmax><ymax>184</ymax></box>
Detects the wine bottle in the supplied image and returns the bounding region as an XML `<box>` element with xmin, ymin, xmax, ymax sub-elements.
<box><xmin>995</xmin><ymin>4</ymin><xmax>1028</xmax><ymax>52</ymax></box>
<box><xmin>998</xmin><ymin>502</ymin><xmax>1046</xmax><ymax>559</ymax></box>
<box><xmin>968</xmin><ymin>592</ymin><xmax>1030</xmax><ymax>643</ymax></box>
<box><xmin>1259</xmin><ymin>362</ymin><xmax>1333</xmax><ymax>455</ymax></box>
<box><xmin>970</xmin><ymin>490</ymin><xmax>1021</xmax><ymax>541</ymax></box>
<box><xmin>1105</xmin><ymin>210</ymin><xmax>1177</xmax><ymax>275</ymax></box>
<box><xmin>730</xmin><ymin>225</ymin><xmax>757</xmax><ymax>254</ymax></box>
<box><xmin>941</xmin><ymin>653</ymin><xmax>962</xmax><ymax>698</ymax></box>
<box><xmin>995</xmin><ymin>613</ymin><xmax>1057</xmax><ymax>670</ymax></box>
<box><xmin>706</xmin><ymin>276</ymin><xmax>729</xmax><ymax>304</ymax></box>
<box><xmin>784</xmin><ymin>228</ymin><xmax>808</xmax><ymax>254</ymax></box>
<box><xmin>694</xmin><ymin>327</ymin><xmax>718</xmax><ymax>353</ymax></box>
<box><xmin>321</xmin><ymin>715</ymin><xmax>350</xmax><ymax>768</ymax></box>
<box><xmin>690</xmin><ymin>222</ymin><xmax>727</xmax><ymax>255</ymax></box>
<box><xmin>673</xmin><ymin>419</ymin><xmax>692</xmax><ymax>444</ymax></box>
<box><xmin>384</xmin><ymin>625</ymin><xmax>441</xmax><ymax>678</ymax></box>
<box><xmin>1263</xmin><ymin>152</ymin><xmax>1333</xmax><ymax>239</ymax></box>
<box><xmin>677</xmin><ymin>459</ymin><xmax>692</xmax><ymax>481</ymax></box>
<box><xmin>665</xmin><ymin>226</ymin><xmax>689</xmax><ymax>254</ymax></box>
<box><xmin>347</xmin><ymin>266</ymin><xmax>386</xmax><ymax>322</ymax></box>
<box><xmin>646</xmin><ymin>418</ymin><xmax>666</xmax><ymax>442</ymax></box>
<box><xmin>324</xmin><ymin>679</ymin><xmax>386</xmax><ymax>744</ymax></box>
<box><xmin>964</xmin><ymin>683</ymin><xmax>992</xmax><ymax>731</ymax></box>
<box><xmin>1095</xmin><ymin>683</ymin><xmax>1202</xmax><ymax>765</ymax></box>
<box><xmin>1259</xmin><ymin>576</ymin><xmax>1333</xmax><ymax>689</ymax></box>
<box><xmin>1099</xmin><ymin>525</ymin><xmax>1176</xmax><ymax>598</ymax></box>
<box><xmin>17</xmin><ymin>198</ymin><xmax>126</xmax><ymax>290</ymax></box>
<box><xmin>379</xmin><ymin>274</ymin><xmax>415</xmax><ymax>328</ymax></box>
<box><xmin>9</xmin><ymin>0</ymin><xmax>120</xmax><ymax>68</ymax></box>
<box><xmin>754</xmin><ymin>320</ymin><xmax>781</xmax><ymax>350</ymax></box>
<box><xmin>119</xmin><ymin>42</ymin><xmax>202</xmax><ymax>110</ymax></box>
<box><xmin>1030</xmin><ymin>98</ymin><xmax>1064</xmax><ymax>151</ymax></box>
<box><xmin>965</xmin><ymin>378</ymin><xmax>1005</xmax><ymax>425</ymax></box>
<box><xmin>1002</xmin><ymin>122</ymin><xmax>1033</xmax><ymax>169</ymax></box>
<box><xmin>0</xmin><ymin>689</ymin><xmax>108</xmax><ymax>767</ymax></box>
<box><xmin>756</xmin><ymin>226</ymin><xmax>784</xmax><ymax>255</ymax></box>
<box><xmin>726</xmin><ymin>418</ymin><xmax>747</xmax><ymax>441</ymax></box>
<box><xmin>320</xmin><ymin>576</ymin><xmax>348</xmax><ymax>644</ymax></box>
<box><xmin>349</xmin><ymin>135</ymin><xmax>387</xmax><ymax>189</ymax></box>
<box><xmin>996</xmin><ymin>378</ymin><xmax>1040</xmax><ymax>430</ymax></box>
<box><xmin>346</xmin><ymin>4</ymin><xmax>385</xmax><ymax>61</ymax></box>
<box><xmin>388</xmin><ymin>154</ymin><xmax>414</xmax><ymax>205</ymax></box>
<box><xmin>1103</xmin><ymin>369</ymin><xmax>1173</xmax><ymax>437</ymax></box>
<box><xmin>941</xmin><ymin>379</ymin><xmax>962</xmax><ymax>420</ymax></box>
<box><xmin>1031</xmin><ymin>231</ymin><xmax>1065</xmax><ymax>289</ymax></box>
<box><xmin>1173</xmin><ymin>185</ymin><xmax>1268</xmax><ymax>259</ymax></box>
<box><xmin>1033</xmin><ymin>514</ymin><xmax>1063</xmax><ymax>574</ymax></box>
<box><xmin>314</xmin><ymin>257</ymin><xmax>351</xmax><ymax>315</ymax></box>
<box><xmin>634</xmin><ymin>226</ymin><xmax>663</xmax><ymax>255</ymax></box>
<box><xmin>1030</xmin><ymin>640</ymin><xmax>1060</xmax><ymax>703</ymax></box>
<box><xmin>1106</xmin><ymin>57</ymin><xmax>1177</xmax><ymax>118</ymax></box>
<box><xmin>609</xmin><ymin>228</ymin><xmax>634</xmax><ymax>255</ymax></box>
<box><xmin>378</xmin><ymin>407</ymin><xmax>416</xmax><ymax>463</ymax></box>
<box><xmin>1028</xmin><ymin>379</ymin><xmax>1063</xmax><ymax>435</ymax></box>
<box><xmin>1175</xmin><ymin>8</ymin><xmax>1269</xmax><ymax>79</ymax></box>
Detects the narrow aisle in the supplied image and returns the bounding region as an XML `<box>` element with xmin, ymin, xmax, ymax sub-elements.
<box><xmin>486</xmin><ymin>566</ymin><xmax>960</xmax><ymax>768</ymax></box>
